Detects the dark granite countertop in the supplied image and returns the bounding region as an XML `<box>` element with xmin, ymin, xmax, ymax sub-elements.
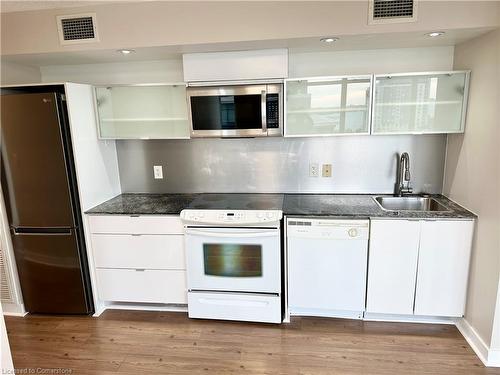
<box><xmin>85</xmin><ymin>193</ymin><xmax>198</xmax><ymax>215</ymax></box>
<box><xmin>283</xmin><ymin>194</ymin><xmax>476</xmax><ymax>219</ymax></box>
<box><xmin>85</xmin><ymin>193</ymin><xmax>284</xmax><ymax>215</ymax></box>
<box><xmin>86</xmin><ymin>193</ymin><xmax>475</xmax><ymax>219</ymax></box>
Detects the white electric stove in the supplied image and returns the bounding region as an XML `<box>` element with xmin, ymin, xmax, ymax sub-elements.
<box><xmin>180</xmin><ymin>206</ymin><xmax>283</xmax><ymax>324</ymax></box>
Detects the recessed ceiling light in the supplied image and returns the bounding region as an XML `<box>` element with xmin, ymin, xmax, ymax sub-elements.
<box><xmin>320</xmin><ymin>37</ymin><xmax>339</xmax><ymax>43</ymax></box>
<box><xmin>117</xmin><ymin>49</ymin><xmax>135</xmax><ymax>55</ymax></box>
<box><xmin>426</xmin><ymin>31</ymin><xmax>445</xmax><ymax>38</ymax></box>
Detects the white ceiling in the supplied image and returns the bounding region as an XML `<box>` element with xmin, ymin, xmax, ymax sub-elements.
<box><xmin>0</xmin><ymin>1</ymin><xmax>113</xmax><ymax>13</ymax></box>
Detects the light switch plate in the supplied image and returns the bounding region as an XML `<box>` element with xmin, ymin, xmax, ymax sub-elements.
<box><xmin>322</xmin><ymin>164</ymin><xmax>332</xmax><ymax>177</ymax></box>
<box><xmin>153</xmin><ymin>165</ymin><xmax>163</xmax><ymax>179</ymax></box>
<box><xmin>309</xmin><ymin>163</ymin><xmax>319</xmax><ymax>177</ymax></box>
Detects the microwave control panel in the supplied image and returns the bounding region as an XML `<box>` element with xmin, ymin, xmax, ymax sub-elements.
<box><xmin>266</xmin><ymin>94</ymin><xmax>280</xmax><ymax>129</ymax></box>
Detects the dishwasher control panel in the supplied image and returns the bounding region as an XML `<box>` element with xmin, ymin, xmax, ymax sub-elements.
<box><xmin>287</xmin><ymin>218</ymin><xmax>369</xmax><ymax>240</ymax></box>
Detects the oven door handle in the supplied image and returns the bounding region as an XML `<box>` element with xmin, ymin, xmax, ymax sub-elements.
<box><xmin>184</xmin><ymin>229</ymin><xmax>278</xmax><ymax>238</ymax></box>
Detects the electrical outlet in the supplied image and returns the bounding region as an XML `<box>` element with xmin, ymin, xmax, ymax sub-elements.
<box><xmin>322</xmin><ymin>164</ymin><xmax>332</xmax><ymax>177</ymax></box>
<box><xmin>309</xmin><ymin>163</ymin><xmax>319</xmax><ymax>177</ymax></box>
<box><xmin>153</xmin><ymin>165</ymin><xmax>163</xmax><ymax>179</ymax></box>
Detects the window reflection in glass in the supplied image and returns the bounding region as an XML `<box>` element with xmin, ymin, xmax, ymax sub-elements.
<box><xmin>203</xmin><ymin>244</ymin><xmax>262</xmax><ymax>277</ymax></box>
<box><xmin>286</xmin><ymin>77</ymin><xmax>371</xmax><ymax>135</ymax></box>
<box><xmin>373</xmin><ymin>73</ymin><xmax>466</xmax><ymax>133</ymax></box>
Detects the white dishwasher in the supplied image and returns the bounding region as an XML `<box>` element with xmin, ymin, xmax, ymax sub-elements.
<box><xmin>287</xmin><ymin>218</ymin><xmax>369</xmax><ymax>319</ymax></box>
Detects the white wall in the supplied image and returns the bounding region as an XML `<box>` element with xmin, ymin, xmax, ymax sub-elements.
<box><xmin>41</xmin><ymin>59</ymin><xmax>183</xmax><ymax>85</ymax></box>
<box><xmin>289</xmin><ymin>46</ymin><xmax>454</xmax><ymax>77</ymax></box>
<box><xmin>0</xmin><ymin>302</ymin><xmax>14</xmax><ymax>372</ymax></box>
<box><xmin>1</xmin><ymin>61</ymin><xmax>41</xmax><ymax>85</ymax></box>
<box><xmin>444</xmin><ymin>29</ymin><xmax>500</xmax><ymax>350</ymax></box>
<box><xmin>40</xmin><ymin>46</ymin><xmax>454</xmax><ymax>83</ymax></box>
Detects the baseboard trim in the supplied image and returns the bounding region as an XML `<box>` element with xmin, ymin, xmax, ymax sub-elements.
<box><xmin>1</xmin><ymin>302</ymin><xmax>26</xmax><ymax>316</ymax></box>
<box><xmin>488</xmin><ymin>349</ymin><xmax>500</xmax><ymax>367</ymax></box>
<box><xmin>455</xmin><ymin>317</ymin><xmax>494</xmax><ymax>366</ymax></box>
<box><xmin>364</xmin><ymin>312</ymin><xmax>455</xmax><ymax>324</ymax></box>
<box><xmin>101</xmin><ymin>302</ymin><xmax>188</xmax><ymax>314</ymax></box>
<box><xmin>290</xmin><ymin>308</ymin><xmax>363</xmax><ymax>320</ymax></box>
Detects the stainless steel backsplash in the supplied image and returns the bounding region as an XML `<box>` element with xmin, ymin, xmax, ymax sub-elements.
<box><xmin>116</xmin><ymin>135</ymin><xmax>446</xmax><ymax>194</ymax></box>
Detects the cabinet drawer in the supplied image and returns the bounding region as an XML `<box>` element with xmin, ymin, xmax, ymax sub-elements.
<box><xmin>188</xmin><ymin>291</ymin><xmax>281</xmax><ymax>323</ymax></box>
<box><xmin>88</xmin><ymin>215</ymin><xmax>183</xmax><ymax>234</ymax></box>
<box><xmin>92</xmin><ymin>234</ymin><xmax>185</xmax><ymax>270</ymax></box>
<box><xmin>96</xmin><ymin>269</ymin><xmax>187</xmax><ymax>304</ymax></box>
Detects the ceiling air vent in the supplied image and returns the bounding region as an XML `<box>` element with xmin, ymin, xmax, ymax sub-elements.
<box><xmin>368</xmin><ymin>0</ymin><xmax>418</xmax><ymax>25</ymax></box>
<box><xmin>57</xmin><ymin>13</ymin><xmax>99</xmax><ymax>45</ymax></box>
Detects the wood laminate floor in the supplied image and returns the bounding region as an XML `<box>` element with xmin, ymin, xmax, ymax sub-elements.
<box><xmin>5</xmin><ymin>310</ymin><xmax>500</xmax><ymax>375</ymax></box>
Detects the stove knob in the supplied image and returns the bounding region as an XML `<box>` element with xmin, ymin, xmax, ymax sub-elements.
<box><xmin>257</xmin><ymin>212</ymin><xmax>264</xmax><ymax>219</ymax></box>
<box><xmin>266</xmin><ymin>212</ymin><xmax>274</xmax><ymax>219</ymax></box>
<box><xmin>348</xmin><ymin>228</ymin><xmax>358</xmax><ymax>237</ymax></box>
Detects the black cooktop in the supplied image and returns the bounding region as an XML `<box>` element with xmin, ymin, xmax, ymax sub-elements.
<box><xmin>186</xmin><ymin>193</ymin><xmax>284</xmax><ymax>211</ymax></box>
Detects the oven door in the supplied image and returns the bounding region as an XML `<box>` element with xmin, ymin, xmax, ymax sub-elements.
<box><xmin>184</xmin><ymin>227</ymin><xmax>281</xmax><ymax>294</ymax></box>
<box><xmin>187</xmin><ymin>84</ymin><xmax>280</xmax><ymax>138</ymax></box>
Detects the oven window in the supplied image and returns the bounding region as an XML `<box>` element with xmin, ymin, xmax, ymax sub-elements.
<box><xmin>190</xmin><ymin>95</ymin><xmax>262</xmax><ymax>130</ymax></box>
<box><xmin>203</xmin><ymin>244</ymin><xmax>262</xmax><ymax>277</ymax></box>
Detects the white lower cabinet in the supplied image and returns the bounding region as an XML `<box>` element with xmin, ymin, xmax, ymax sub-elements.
<box><xmin>96</xmin><ymin>269</ymin><xmax>187</xmax><ymax>304</ymax></box>
<box><xmin>366</xmin><ymin>220</ymin><xmax>420</xmax><ymax>315</ymax></box>
<box><xmin>92</xmin><ymin>234</ymin><xmax>185</xmax><ymax>270</ymax></box>
<box><xmin>366</xmin><ymin>219</ymin><xmax>474</xmax><ymax>318</ymax></box>
<box><xmin>88</xmin><ymin>215</ymin><xmax>187</xmax><ymax>305</ymax></box>
<box><xmin>414</xmin><ymin>220</ymin><xmax>474</xmax><ymax>316</ymax></box>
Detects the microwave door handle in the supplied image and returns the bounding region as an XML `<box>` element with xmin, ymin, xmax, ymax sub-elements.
<box><xmin>261</xmin><ymin>90</ymin><xmax>267</xmax><ymax>134</ymax></box>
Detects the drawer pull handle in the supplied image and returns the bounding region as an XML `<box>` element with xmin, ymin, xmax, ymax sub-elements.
<box><xmin>135</xmin><ymin>269</ymin><xmax>146</xmax><ymax>272</ymax></box>
<box><xmin>131</xmin><ymin>234</ymin><xmax>142</xmax><ymax>236</ymax></box>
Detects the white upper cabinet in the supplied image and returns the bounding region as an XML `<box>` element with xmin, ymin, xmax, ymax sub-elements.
<box><xmin>183</xmin><ymin>49</ymin><xmax>288</xmax><ymax>82</ymax></box>
<box><xmin>95</xmin><ymin>84</ymin><xmax>190</xmax><ymax>139</ymax></box>
<box><xmin>372</xmin><ymin>71</ymin><xmax>470</xmax><ymax>134</ymax></box>
<box><xmin>285</xmin><ymin>76</ymin><xmax>372</xmax><ymax>137</ymax></box>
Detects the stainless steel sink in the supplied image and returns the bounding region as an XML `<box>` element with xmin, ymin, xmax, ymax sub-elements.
<box><xmin>373</xmin><ymin>196</ymin><xmax>450</xmax><ymax>212</ymax></box>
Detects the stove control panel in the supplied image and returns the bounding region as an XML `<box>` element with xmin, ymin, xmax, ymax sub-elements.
<box><xmin>180</xmin><ymin>210</ymin><xmax>283</xmax><ymax>225</ymax></box>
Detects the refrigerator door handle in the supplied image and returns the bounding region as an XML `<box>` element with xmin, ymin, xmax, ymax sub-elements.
<box><xmin>11</xmin><ymin>227</ymin><xmax>73</xmax><ymax>236</ymax></box>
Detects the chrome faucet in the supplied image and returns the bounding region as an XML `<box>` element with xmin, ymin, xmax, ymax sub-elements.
<box><xmin>396</xmin><ymin>152</ymin><xmax>413</xmax><ymax>196</ymax></box>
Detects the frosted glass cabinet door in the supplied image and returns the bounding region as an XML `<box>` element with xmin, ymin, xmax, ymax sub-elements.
<box><xmin>285</xmin><ymin>76</ymin><xmax>372</xmax><ymax>136</ymax></box>
<box><xmin>372</xmin><ymin>71</ymin><xmax>470</xmax><ymax>134</ymax></box>
<box><xmin>95</xmin><ymin>85</ymin><xmax>190</xmax><ymax>139</ymax></box>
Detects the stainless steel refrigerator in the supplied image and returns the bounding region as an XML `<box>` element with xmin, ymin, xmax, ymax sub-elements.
<box><xmin>1</xmin><ymin>89</ymin><xmax>94</xmax><ymax>314</ymax></box>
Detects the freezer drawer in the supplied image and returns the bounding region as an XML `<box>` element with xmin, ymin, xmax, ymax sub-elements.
<box><xmin>10</xmin><ymin>228</ymin><xmax>89</xmax><ymax>314</ymax></box>
<box><xmin>96</xmin><ymin>268</ymin><xmax>187</xmax><ymax>304</ymax></box>
<box><xmin>188</xmin><ymin>291</ymin><xmax>281</xmax><ymax>323</ymax></box>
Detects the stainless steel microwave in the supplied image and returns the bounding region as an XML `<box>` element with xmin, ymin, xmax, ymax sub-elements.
<box><xmin>186</xmin><ymin>82</ymin><xmax>283</xmax><ymax>138</ymax></box>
